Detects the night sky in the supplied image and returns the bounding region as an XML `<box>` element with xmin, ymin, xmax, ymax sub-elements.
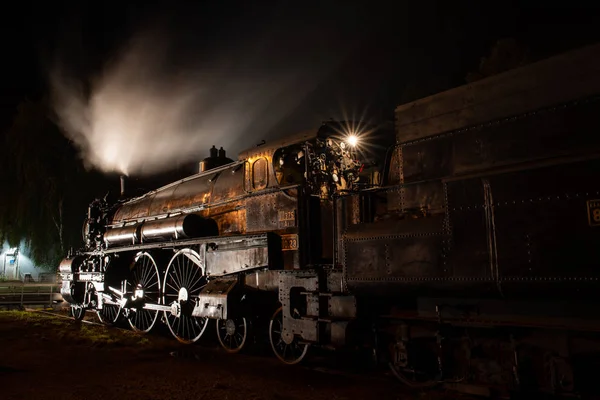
<box><xmin>2</xmin><ymin>1</ymin><xmax>600</xmax><ymax>175</ymax></box>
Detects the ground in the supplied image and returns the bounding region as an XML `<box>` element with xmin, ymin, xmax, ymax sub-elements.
<box><xmin>0</xmin><ymin>310</ymin><xmax>469</xmax><ymax>400</ymax></box>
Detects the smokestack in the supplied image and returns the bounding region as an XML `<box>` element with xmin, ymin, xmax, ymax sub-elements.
<box><xmin>199</xmin><ymin>145</ymin><xmax>234</xmax><ymax>173</ymax></box>
<box><xmin>120</xmin><ymin>175</ymin><xmax>126</xmax><ymax>197</ymax></box>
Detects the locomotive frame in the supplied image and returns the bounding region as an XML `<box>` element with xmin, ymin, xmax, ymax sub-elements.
<box><xmin>59</xmin><ymin>43</ymin><xmax>600</xmax><ymax>396</ymax></box>
<box><xmin>60</xmin><ymin>124</ymin><xmax>373</xmax><ymax>362</ymax></box>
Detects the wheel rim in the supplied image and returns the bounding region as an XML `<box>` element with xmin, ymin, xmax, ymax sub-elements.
<box><xmin>97</xmin><ymin>304</ymin><xmax>121</xmax><ymax>325</ymax></box>
<box><xmin>216</xmin><ymin>317</ymin><xmax>248</xmax><ymax>354</ymax></box>
<box><xmin>388</xmin><ymin>338</ymin><xmax>440</xmax><ymax>388</ymax></box>
<box><xmin>388</xmin><ymin>363</ymin><xmax>439</xmax><ymax>388</ymax></box>
<box><xmin>269</xmin><ymin>307</ymin><xmax>309</xmax><ymax>364</ymax></box>
<box><xmin>71</xmin><ymin>305</ymin><xmax>85</xmax><ymax>320</ymax></box>
<box><xmin>127</xmin><ymin>252</ymin><xmax>161</xmax><ymax>333</ymax></box>
<box><xmin>162</xmin><ymin>248</ymin><xmax>208</xmax><ymax>344</ymax></box>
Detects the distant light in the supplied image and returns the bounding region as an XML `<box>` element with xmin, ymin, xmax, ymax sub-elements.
<box><xmin>346</xmin><ymin>135</ymin><xmax>359</xmax><ymax>147</ymax></box>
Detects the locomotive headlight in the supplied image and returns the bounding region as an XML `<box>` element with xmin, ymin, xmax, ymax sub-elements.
<box><xmin>346</xmin><ymin>134</ymin><xmax>359</xmax><ymax>147</ymax></box>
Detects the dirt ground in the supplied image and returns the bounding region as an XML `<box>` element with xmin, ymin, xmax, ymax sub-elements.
<box><xmin>0</xmin><ymin>310</ymin><xmax>469</xmax><ymax>400</ymax></box>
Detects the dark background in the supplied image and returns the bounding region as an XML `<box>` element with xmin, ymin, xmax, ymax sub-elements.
<box><xmin>3</xmin><ymin>1</ymin><xmax>600</xmax><ymax>143</ymax></box>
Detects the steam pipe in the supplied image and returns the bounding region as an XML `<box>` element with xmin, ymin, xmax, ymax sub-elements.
<box><xmin>120</xmin><ymin>175</ymin><xmax>126</xmax><ymax>197</ymax></box>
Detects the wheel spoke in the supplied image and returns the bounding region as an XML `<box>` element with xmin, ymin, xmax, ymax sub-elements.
<box><xmin>269</xmin><ymin>307</ymin><xmax>308</xmax><ymax>365</ymax></box>
<box><xmin>97</xmin><ymin>303</ymin><xmax>121</xmax><ymax>326</ymax></box>
<box><xmin>216</xmin><ymin>317</ymin><xmax>248</xmax><ymax>354</ymax></box>
<box><xmin>71</xmin><ymin>305</ymin><xmax>85</xmax><ymax>320</ymax></box>
<box><xmin>163</xmin><ymin>249</ymin><xmax>208</xmax><ymax>344</ymax></box>
<box><xmin>126</xmin><ymin>252</ymin><xmax>160</xmax><ymax>333</ymax></box>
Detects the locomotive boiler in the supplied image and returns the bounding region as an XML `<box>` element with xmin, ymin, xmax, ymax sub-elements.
<box><xmin>59</xmin><ymin>42</ymin><xmax>600</xmax><ymax>396</ymax></box>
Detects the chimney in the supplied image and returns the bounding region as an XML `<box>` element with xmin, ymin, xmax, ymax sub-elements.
<box><xmin>120</xmin><ymin>175</ymin><xmax>126</xmax><ymax>197</ymax></box>
<box><xmin>199</xmin><ymin>145</ymin><xmax>233</xmax><ymax>173</ymax></box>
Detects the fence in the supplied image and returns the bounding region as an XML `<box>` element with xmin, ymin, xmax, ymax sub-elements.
<box><xmin>0</xmin><ymin>277</ymin><xmax>63</xmax><ymax>310</ymax></box>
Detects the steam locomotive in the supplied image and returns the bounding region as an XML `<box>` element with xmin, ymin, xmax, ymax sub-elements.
<box><xmin>60</xmin><ymin>43</ymin><xmax>600</xmax><ymax>396</ymax></box>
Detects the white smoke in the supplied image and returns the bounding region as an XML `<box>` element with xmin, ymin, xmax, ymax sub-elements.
<box><xmin>49</xmin><ymin>14</ymin><xmax>361</xmax><ymax>177</ymax></box>
<box><xmin>51</xmin><ymin>33</ymin><xmax>241</xmax><ymax>176</ymax></box>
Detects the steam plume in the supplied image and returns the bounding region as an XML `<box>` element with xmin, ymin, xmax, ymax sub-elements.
<box><xmin>50</xmin><ymin>12</ymin><xmax>361</xmax><ymax>176</ymax></box>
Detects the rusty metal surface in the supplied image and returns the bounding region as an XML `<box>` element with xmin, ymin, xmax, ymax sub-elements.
<box><xmin>277</xmin><ymin>270</ymin><xmax>319</xmax><ymax>343</ymax></box>
<box><xmin>204</xmin><ymin>234</ymin><xmax>275</xmax><ymax>277</ymax></box>
<box><xmin>328</xmin><ymin>296</ymin><xmax>356</xmax><ymax>319</ymax></box>
<box><xmin>326</xmin><ymin>270</ymin><xmax>345</xmax><ymax>293</ymax></box>
<box><xmin>343</xmin><ymin>216</ymin><xmax>445</xmax><ymax>295</ymax></box>
<box><xmin>106</xmin><ymin>138</ymin><xmax>310</xmax><ymax>275</ymax></box>
<box><xmin>243</xmin><ymin>270</ymin><xmax>280</xmax><ymax>291</ymax></box>
<box><xmin>208</xmin><ymin>202</ymin><xmax>246</xmax><ymax>235</ymax></box>
<box><xmin>237</xmin><ymin>129</ymin><xmax>319</xmax><ymax>160</ymax></box>
<box><xmin>401</xmin><ymin>137</ymin><xmax>452</xmax><ymax>182</ymax></box>
<box><xmin>400</xmin><ymin>181</ymin><xmax>445</xmax><ymax>213</ymax></box>
<box><xmin>245</xmin><ymin>192</ymin><xmax>298</xmax><ymax>232</ymax></box>
<box><xmin>391</xmin><ymin>96</ymin><xmax>600</xmax><ymax>183</ymax></box>
<box><xmin>245</xmin><ymin>191</ymin><xmax>300</xmax><ymax>269</ymax></box>
<box><xmin>342</xmin><ymin>98</ymin><xmax>600</xmax><ymax>300</ymax></box>
<box><xmin>451</xmin><ymin>98</ymin><xmax>600</xmax><ymax>176</ymax></box>
<box><xmin>445</xmin><ymin>178</ymin><xmax>491</xmax><ymax>281</ymax></box>
<box><xmin>195</xmin><ymin>278</ymin><xmax>239</xmax><ymax>319</ymax></box>
<box><xmin>112</xmin><ymin>162</ymin><xmax>245</xmax><ymax>223</ymax></box>
<box><xmin>273</xmin><ymin>268</ymin><xmax>357</xmax><ymax>347</ymax></box>
<box><xmin>210</xmin><ymin>163</ymin><xmax>246</xmax><ymax>203</ymax></box>
<box><xmin>488</xmin><ymin>158</ymin><xmax>600</xmax><ymax>297</ymax></box>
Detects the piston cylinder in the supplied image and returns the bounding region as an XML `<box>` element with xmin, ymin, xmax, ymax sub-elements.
<box><xmin>104</xmin><ymin>225</ymin><xmax>141</xmax><ymax>247</ymax></box>
<box><xmin>140</xmin><ymin>214</ymin><xmax>217</xmax><ymax>242</ymax></box>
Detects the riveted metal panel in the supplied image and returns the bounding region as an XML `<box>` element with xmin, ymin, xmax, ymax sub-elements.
<box><xmin>278</xmin><ymin>270</ymin><xmax>319</xmax><ymax>343</ymax></box>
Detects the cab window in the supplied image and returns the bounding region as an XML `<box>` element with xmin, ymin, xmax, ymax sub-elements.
<box><xmin>273</xmin><ymin>145</ymin><xmax>305</xmax><ymax>186</ymax></box>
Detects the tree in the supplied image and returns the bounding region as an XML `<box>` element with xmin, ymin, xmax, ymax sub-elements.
<box><xmin>466</xmin><ymin>38</ymin><xmax>530</xmax><ymax>83</ymax></box>
<box><xmin>0</xmin><ymin>99</ymin><xmax>113</xmax><ymax>270</ymax></box>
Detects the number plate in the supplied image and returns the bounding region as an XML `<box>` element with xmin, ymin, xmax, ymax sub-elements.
<box><xmin>587</xmin><ymin>199</ymin><xmax>600</xmax><ymax>226</ymax></box>
<box><xmin>281</xmin><ymin>234</ymin><xmax>299</xmax><ymax>251</ymax></box>
<box><xmin>278</xmin><ymin>210</ymin><xmax>296</xmax><ymax>228</ymax></box>
<box><xmin>278</xmin><ymin>210</ymin><xmax>295</xmax><ymax>222</ymax></box>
